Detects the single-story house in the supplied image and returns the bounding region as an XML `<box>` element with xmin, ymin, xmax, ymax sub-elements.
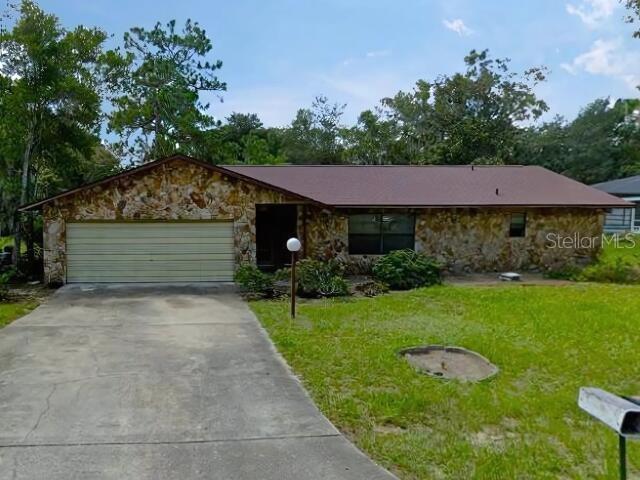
<box><xmin>592</xmin><ymin>175</ymin><xmax>640</xmax><ymax>233</ymax></box>
<box><xmin>20</xmin><ymin>154</ymin><xmax>629</xmax><ymax>284</ymax></box>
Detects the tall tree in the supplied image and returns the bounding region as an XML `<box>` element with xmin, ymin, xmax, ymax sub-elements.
<box><xmin>382</xmin><ymin>49</ymin><xmax>548</xmax><ymax>164</ymax></box>
<box><xmin>283</xmin><ymin>95</ymin><xmax>346</xmax><ymax>164</ymax></box>
<box><xmin>197</xmin><ymin>112</ymin><xmax>285</xmax><ymax>165</ymax></box>
<box><xmin>516</xmin><ymin>98</ymin><xmax>640</xmax><ymax>183</ymax></box>
<box><xmin>342</xmin><ymin>109</ymin><xmax>406</xmax><ymax>164</ymax></box>
<box><xmin>0</xmin><ymin>0</ymin><xmax>107</xmax><ymax>264</ymax></box>
<box><xmin>102</xmin><ymin>19</ymin><xmax>226</xmax><ymax>162</ymax></box>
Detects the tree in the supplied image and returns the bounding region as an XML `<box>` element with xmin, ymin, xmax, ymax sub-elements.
<box><xmin>624</xmin><ymin>0</ymin><xmax>640</xmax><ymax>38</ymax></box>
<box><xmin>102</xmin><ymin>19</ymin><xmax>226</xmax><ymax>162</ymax></box>
<box><xmin>516</xmin><ymin>99</ymin><xmax>640</xmax><ymax>184</ymax></box>
<box><xmin>515</xmin><ymin>116</ymin><xmax>570</xmax><ymax>174</ymax></box>
<box><xmin>224</xmin><ymin>112</ymin><xmax>263</xmax><ymax>140</ymax></box>
<box><xmin>382</xmin><ymin>49</ymin><xmax>548</xmax><ymax>164</ymax></box>
<box><xmin>196</xmin><ymin>112</ymin><xmax>285</xmax><ymax>165</ymax></box>
<box><xmin>0</xmin><ymin>0</ymin><xmax>108</xmax><ymax>264</ymax></box>
<box><xmin>283</xmin><ymin>95</ymin><xmax>346</xmax><ymax>164</ymax></box>
<box><xmin>342</xmin><ymin>109</ymin><xmax>406</xmax><ymax>164</ymax></box>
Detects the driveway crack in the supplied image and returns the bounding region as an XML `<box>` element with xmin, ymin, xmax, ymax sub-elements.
<box><xmin>23</xmin><ymin>384</ymin><xmax>57</xmax><ymax>442</ymax></box>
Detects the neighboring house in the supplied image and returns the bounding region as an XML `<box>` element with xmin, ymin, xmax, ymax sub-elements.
<box><xmin>20</xmin><ymin>154</ymin><xmax>628</xmax><ymax>284</ymax></box>
<box><xmin>592</xmin><ymin>175</ymin><xmax>640</xmax><ymax>233</ymax></box>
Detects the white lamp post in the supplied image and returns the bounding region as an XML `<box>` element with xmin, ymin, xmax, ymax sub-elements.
<box><xmin>286</xmin><ymin>237</ymin><xmax>301</xmax><ymax>318</ymax></box>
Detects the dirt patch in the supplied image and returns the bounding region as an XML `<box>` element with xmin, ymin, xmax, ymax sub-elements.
<box><xmin>374</xmin><ymin>424</ymin><xmax>406</xmax><ymax>435</ymax></box>
<box><xmin>6</xmin><ymin>283</ymin><xmax>55</xmax><ymax>303</ymax></box>
<box><xmin>401</xmin><ymin>345</ymin><xmax>498</xmax><ymax>382</ymax></box>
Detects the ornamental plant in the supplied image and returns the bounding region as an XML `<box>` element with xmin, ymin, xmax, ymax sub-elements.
<box><xmin>372</xmin><ymin>249</ymin><xmax>441</xmax><ymax>290</ymax></box>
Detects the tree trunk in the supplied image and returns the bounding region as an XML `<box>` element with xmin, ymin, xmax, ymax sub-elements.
<box><xmin>13</xmin><ymin>129</ymin><xmax>34</xmax><ymax>267</ymax></box>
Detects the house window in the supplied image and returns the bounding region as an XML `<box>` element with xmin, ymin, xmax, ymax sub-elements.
<box><xmin>509</xmin><ymin>212</ymin><xmax>526</xmax><ymax>237</ymax></box>
<box><xmin>348</xmin><ymin>214</ymin><xmax>415</xmax><ymax>254</ymax></box>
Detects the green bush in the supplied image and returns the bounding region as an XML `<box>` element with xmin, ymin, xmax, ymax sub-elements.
<box><xmin>0</xmin><ymin>268</ymin><xmax>15</xmax><ymax>301</ymax></box>
<box><xmin>373</xmin><ymin>249</ymin><xmax>441</xmax><ymax>290</ymax></box>
<box><xmin>273</xmin><ymin>267</ymin><xmax>291</xmax><ymax>282</ymax></box>
<box><xmin>579</xmin><ymin>257</ymin><xmax>640</xmax><ymax>284</ymax></box>
<box><xmin>234</xmin><ymin>264</ymin><xmax>275</xmax><ymax>297</ymax></box>
<box><xmin>296</xmin><ymin>259</ymin><xmax>349</xmax><ymax>298</ymax></box>
<box><xmin>544</xmin><ymin>264</ymin><xmax>582</xmax><ymax>280</ymax></box>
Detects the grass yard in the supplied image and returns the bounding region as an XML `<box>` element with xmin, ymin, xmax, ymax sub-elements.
<box><xmin>253</xmin><ymin>284</ymin><xmax>640</xmax><ymax>479</ymax></box>
<box><xmin>599</xmin><ymin>233</ymin><xmax>640</xmax><ymax>263</ymax></box>
<box><xmin>0</xmin><ymin>300</ymin><xmax>38</xmax><ymax>328</ymax></box>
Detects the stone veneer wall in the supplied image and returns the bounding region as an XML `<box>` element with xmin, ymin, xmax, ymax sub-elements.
<box><xmin>41</xmin><ymin>157</ymin><xmax>605</xmax><ymax>283</ymax></box>
<box><xmin>42</xmin><ymin>158</ymin><xmax>296</xmax><ymax>284</ymax></box>
<box><xmin>414</xmin><ymin>208</ymin><xmax>604</xmax><ymax>273</ymax></box>
<box><xmin>302</xmin><ymin>207</ymin><xmax>604</xmax><ymax>274</ymax></box>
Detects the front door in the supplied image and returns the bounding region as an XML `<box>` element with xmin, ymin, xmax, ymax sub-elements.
<box><xmin>256</xmin><ymin>205</ymin><xmax>298</xmax><ymax>271</ymax></box>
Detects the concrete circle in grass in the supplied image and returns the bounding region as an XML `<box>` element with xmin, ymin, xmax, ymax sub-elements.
<box><xmin>400</xmin><ymin>345</ymin><xmax>498</xmax><ymax>382</ymax></box>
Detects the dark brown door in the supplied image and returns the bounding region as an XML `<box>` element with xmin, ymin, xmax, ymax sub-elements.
<box><xmin>256</xmin><ymin>204</ymin><xmax>298</xmax><ymax>271</ymax></box>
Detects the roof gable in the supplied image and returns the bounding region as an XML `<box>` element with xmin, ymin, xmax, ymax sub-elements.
<box><xmin>19</xmin><ymin>155</ymin><xmax>319</xmax><ymax>211</ymax></box>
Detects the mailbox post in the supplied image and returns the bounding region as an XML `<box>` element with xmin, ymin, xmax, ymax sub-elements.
<box><xmin>286</xmin><ymin>238</ymin><xmax>301</xmax><ymax>319</ymax></box>
<box><xmin>579</xmin><ymin>387</ymin><xmax>640</xmax><ymax>480</ymax></box>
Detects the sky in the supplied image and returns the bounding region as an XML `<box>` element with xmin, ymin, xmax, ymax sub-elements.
<box><xmin>34</xmin><ymin>0</ymin><xmax>640</xmax><ymax>127</ymax></box>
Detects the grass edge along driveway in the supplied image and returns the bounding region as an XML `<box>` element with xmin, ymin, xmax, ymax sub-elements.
<box><xmin>252</xmin><ymin>284</ymin><xmax>640</xmax><ymax>479</ymax></box>
<box><xmin>0</xmin><ymin>300</ymin><xmax>39</xmax><ymax>328</ymax></box>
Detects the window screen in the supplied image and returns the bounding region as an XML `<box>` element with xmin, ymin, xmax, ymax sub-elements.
<box><xmin>509</xmin><ymin>212</ymin><xmax>526</xmax><ymax>237</ymax></box>
<box><xmin>349</xmin><ymin>214</ymin><xmax>415</xmax><ymax>254</ymax></box>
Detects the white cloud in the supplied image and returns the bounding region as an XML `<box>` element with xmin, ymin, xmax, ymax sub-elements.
<box><xmin>442</xmin><ymin>19</ymin><xmax>473</xmax><ymax>36</ymax></box>
<box><xmin>566</xmin><ymin>0</ymin><xmax>618</xmax><ymax>27</ymax></box>
<box><xmin>561</xmin><ymin>38</ymin><xmax>640</xmax><ymax>90</ymax></box>
<box><xmin>366</xmin><ymin>49</ymin><xmax>391</xmax><ymax>58</ymax></box>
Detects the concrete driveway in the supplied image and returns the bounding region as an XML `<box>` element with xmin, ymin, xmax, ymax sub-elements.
<box><xmin>0</xmin><ymin>284</ymin><xmax>396</xmax><ymax>480</ymax></box>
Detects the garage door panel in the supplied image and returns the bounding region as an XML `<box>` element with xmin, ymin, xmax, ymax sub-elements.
<box><xmin>68</xmin><ymin>274</ymin><xmax>233</xmax><ymax>283</ymax></box>
<box><xmin>66</xmin><ymin>237</ymin><xmax>234</xmax><ymax>245</ymax></box>
<box><xmin>67</xmin><ymin>253</ymin><xmax>234</xmax><ymax>262</ymax></box>
<box><xmin>68</xmin><ymin>228</ymin><xmax>234</xmax><ymax>239</ymax></box>
<box><xmin>66</xmin><ymin>222</ymin><xmax>235</xmax><ymax>283</ymax></box>
<box><xmin>67</xmin><ymin>243</ymin><xmax>233</xmax><ymax>256</ymax></box>
<box><xmin>67</xmin><ymin>261</ymin><xmax>235</xmax><ymax>272</ymax></box>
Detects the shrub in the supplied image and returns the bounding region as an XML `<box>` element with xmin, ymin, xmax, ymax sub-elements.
<box><xmin>544</xmin><ymin>264</ymin><xmax>582</xmax><ymax>280</ymax></box>
<box><xmin>0</xmin><ymin>268</ymin><xmax>15</xmax><ymax>301</ymax></box>
<box><xmin>273</xmin><ymin>267</ymin><xmax>291</xmax><ymax>282</ymax></box>
<box><xmin>373</xmin><ymin>249</ymin><xmax>441</xmax><ymax>290</ymax></box>
<box><xmin>234</xmin><ymin>264</ymin><xmax>275</xmax><ymax>297</ymax></box>
<box><xmin>296</xmin><ymin>259</ymin><xmax>349</xmax><ymax>298</ymax></box>
<box><xmin>579</xmin><ymin>257</ymin><xmax>640</xmax><ymax>284</ymax></box>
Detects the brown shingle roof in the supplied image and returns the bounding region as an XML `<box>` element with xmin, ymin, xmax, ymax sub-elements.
<box><xmin>223</xmin><ymin>165</ymin><xmax>630</xmax><ymax>207</ymax></box>
<box><xmin>19</xmin><ymin>155</ymin><xmax>631</xmax><ymax>211</ymax></box>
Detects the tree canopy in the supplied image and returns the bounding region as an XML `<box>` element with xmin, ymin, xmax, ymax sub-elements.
<box><xmin>2</xmin><ymin>0</ymin><xmax>640</xmax><ymax>269</ymax></box>
<box><xmin>0</xmin><ymin>0</ymin><xmax>115</xmax><ymax>257</ymax></box>
<box><xmin>102</xmin><ymin>18</ymin><xmax>226</xmax><ymax>162</ymax></box>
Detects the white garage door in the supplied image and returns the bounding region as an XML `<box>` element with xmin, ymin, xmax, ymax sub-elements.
<box><xmin>66</xmin><ymin>222</ymin><xmax>235</xmax><ymax>283</ymax></box>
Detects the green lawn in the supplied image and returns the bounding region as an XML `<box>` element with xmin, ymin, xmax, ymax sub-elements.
<box><xmin>253</xmin><ymin>284</ymin><xmax>640</xmax><ymax>479</ymax></box>
<box><xmin>601</xmin><ymin>233</ymin><xmax>640</xmax><ymax>262</ymax></box>
<box><xmin>0</xmin><ymin>300</ymin><xmax>38</xmax><ymax>328</ymax></box>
